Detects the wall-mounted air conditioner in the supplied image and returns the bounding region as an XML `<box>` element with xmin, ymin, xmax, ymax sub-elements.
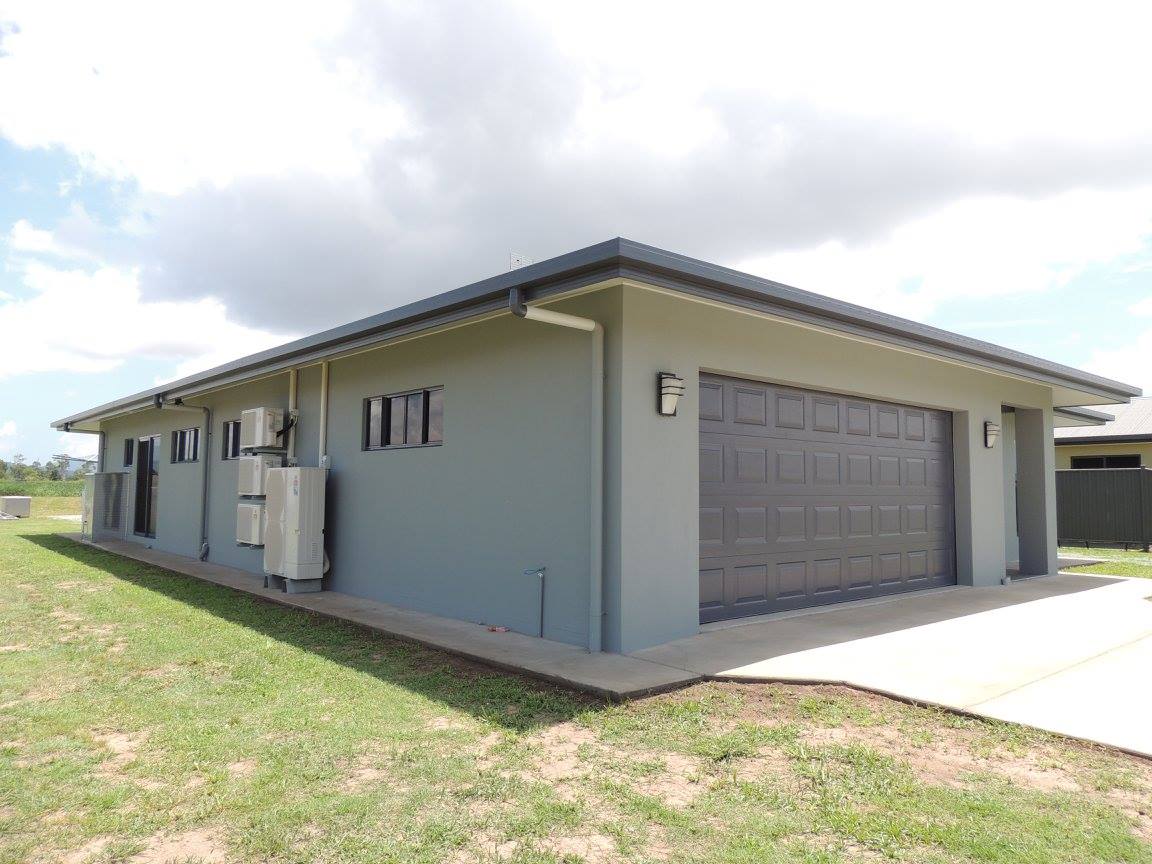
<box><xmin>237</xmin><ymin>454</ymin><xmax>281</xmax><ymax>496</ymax></box>
<box><xmin>264</xmin><ymin>467</ymin><xmax>326</xmax><ymax>589</ymax></box>
<box><xmin>236</xmin><ymin>501</ymin><xmax>266</xmax><ymax>545</ymax></box>
<box><xmin>240</xmin><ymin>407</ymin><xmax>284</xmax><ymax>450</ymax></box>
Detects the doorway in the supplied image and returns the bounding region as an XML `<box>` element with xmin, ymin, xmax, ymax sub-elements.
<box><xmin>133</xmin><ymin>434</ymin><xmax>160</xmax><ymax>537</ymax></box>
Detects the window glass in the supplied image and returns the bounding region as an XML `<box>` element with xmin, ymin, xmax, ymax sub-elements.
<box><xmin>388</xmin><ymin>395</ymin><xmax>407</xmax><ymax>445</ymax></box>
<box><xmin>365</xmin><ymin>387</ymin><xmax>443</xmax><ymax>450</ymax></box>
<box><xmin>222</xmin><ymin>420</ymin><xmax>241</xmax><ymax>459</ymax></box>
<box><xmin>124</xmin><ymin>438</ymin><xmax>135</xmax><ymax>467</ymax></box>
<box><xmin>406</xmin><ymin>392</ymin><xmax>425</xmax><ymax>444</ymax></box>
<box><xmin>366</xmin><ymin>398</ymin><xmax>383</xmax><ymax>449</ymax></box>
<box><xmin>426</xmin><ymin>389</ymin><xmax>443</xmax><ymax>443</ymax></box>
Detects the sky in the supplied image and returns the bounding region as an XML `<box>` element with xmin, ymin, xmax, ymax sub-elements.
<box><xmin>1</xmin><ymin>0</ymin><xmax>1152</xmax><ymax>463</ymax></box>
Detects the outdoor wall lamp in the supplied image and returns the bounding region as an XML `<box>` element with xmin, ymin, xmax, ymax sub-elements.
<box><xmin>984</xmin><ymin>420</ymin><xmax>1001</xmax><ymax>449</ymax></box>
<box><xmin>657</xmin><ymin>372</ymin><xmax>685</xmax><ymax>416</ymax></box>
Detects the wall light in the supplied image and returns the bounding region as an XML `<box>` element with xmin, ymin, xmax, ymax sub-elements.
<box><xmin>657</xmin><ymin>372</ymin><xmax>685</xmax><ymax>416</ymax></box>
<box><xmin>984</xmin><ymin>421</ymin><xmax>1001</xmax><ymax>449</ymax></box>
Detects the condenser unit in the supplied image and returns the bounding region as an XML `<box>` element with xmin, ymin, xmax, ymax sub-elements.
<box><xmin>237</xmin><ymin>454</ymin><xmax>281</xmax><ymax>496</ymax></box>
<box><xmin>236</xmin><ymin>501</ymin><xmax>266</xmax><ymax>545</ymax></box>
<box><xmin>240</xmin><ymin>407</ymin><xmax>284</xmax><ymax>450</ymax></box>
<box><xmin>263</xmin><ymin>467</ymin><xmax>326</xmax><ymax>590</ymax></box>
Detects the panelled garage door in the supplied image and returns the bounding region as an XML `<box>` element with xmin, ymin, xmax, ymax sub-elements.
<box><xmin>699</xmin><ymin>374</ymin><xmax>956</xmax><ymax>623</ymax></box>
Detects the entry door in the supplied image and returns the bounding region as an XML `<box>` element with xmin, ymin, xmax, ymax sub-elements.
<box><xmin>133</xmin><ymin>435</ymin><xmax>160</xmax><ymax>537</ymax></box>
<box><xmin>699</xmin><ymin>375</ymin><xmax>957</xmax><ymax>623</ymax></box>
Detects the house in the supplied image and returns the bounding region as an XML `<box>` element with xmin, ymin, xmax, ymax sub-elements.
<box><xmin>52</xmin><ymin>239</ymin><xmax>1141</xmax><ymax>654</ymax></box>
<box><xmin>1054</xmin><ymin>397</ymin><xmax>1152</xmax><ymax>468</ymax></box>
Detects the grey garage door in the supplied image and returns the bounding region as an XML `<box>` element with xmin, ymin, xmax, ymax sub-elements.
<box><xmin>699</xmin><ymin>374</ymin><xmax>956</xmax><ymax>623</ymax></box>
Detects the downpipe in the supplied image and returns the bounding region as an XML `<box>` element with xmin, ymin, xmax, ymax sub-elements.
<box><xmin>156</xmin><ymin>395</ymin><xmax>212</xmax><ymax>561</ymax></box>
<box><xmin>510</xmin><ymin>287</ymin><xmax>604</xmax><ymax>653</ymax></box>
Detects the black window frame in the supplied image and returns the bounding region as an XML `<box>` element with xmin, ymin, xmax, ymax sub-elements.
<box><xmin>123</xmin><ymin>438</ymin><xmax>135</xmax><ymax>468</ymax></box>
<box><xmin>221</xmin><ymin>420</ymin><xmax>241</xmax><ymax>460</ymax></box>
<box><xmin>171</xmin><ymin>427</ymin><xmax>201</xmax><ymax>464</ymax></box>
<box><xmin>363</xmin><ymin>386</ymin><xmax>444</xmax><ymax>450</ymax></box>
<box><xmin>1070</xmin><ymin>454</ymin><xmax>1141</xmax><ymax>469</ymax></box>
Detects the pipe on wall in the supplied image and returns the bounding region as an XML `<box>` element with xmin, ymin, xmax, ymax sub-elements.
<box><xmin>287</xmin><ymin>368</ymin><xmax>298</xmax><ymax>466</ymax></box>
<box><xmin>318</xmin><ymin>361</ymin><xmax>330</xmax><ymax>467</ymax></box>
<box><xmin>510</xmin><ymin>287</ymin><xmax>604</xmax><ymax>653</ymax></box>
<box><xmin>162</xmin><ymin>397</ymin><xmax>212</xmax><ymax>561</ymax></box>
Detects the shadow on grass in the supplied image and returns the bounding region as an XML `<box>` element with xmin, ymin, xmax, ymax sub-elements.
<box><xmin>20</xmin><ymin>530</ymin><xmax>603</xmax><ymax>732</ymax></box>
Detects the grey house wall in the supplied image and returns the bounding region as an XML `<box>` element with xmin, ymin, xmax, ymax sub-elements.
<box><xmin>94</xmin><ymin>280</ymin><xmax>1062</xmax><ymax>656</ymax></box>
<box><xmin>604</xmin><ymin>284</ymin><xmax>1059</xmax><ymax>653</ymax></box>
<box><xmin>98</xmin><ymin>302</ymin><xmax>605</xmax><ymax>648</ymax></box>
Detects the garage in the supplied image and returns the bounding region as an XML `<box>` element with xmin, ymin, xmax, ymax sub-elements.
<box><xmin>699</xmin><ymin>374</ymin><xmax>957</xmax><ymax>623</ymax></box>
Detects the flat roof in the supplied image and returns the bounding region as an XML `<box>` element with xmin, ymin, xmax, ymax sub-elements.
<box><xmin>53</xmin><ymin>237</ymin><xmax>1142</xmax><ymax>429</ymax></box>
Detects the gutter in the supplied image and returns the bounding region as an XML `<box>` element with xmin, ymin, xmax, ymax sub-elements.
<box><xmin>510</xmin><ymin>287</ymin><xmax>604</xmax><ymax>653</ymax></box>
<box><xmin>50</xmin><ymin>239</ymin><xmax>1142</xmax><ymax>431</ymax></box>
<box><xmin>158</xmin><ymin>395</ymin><xmax>212</xmax><ymax>561</ymax></box>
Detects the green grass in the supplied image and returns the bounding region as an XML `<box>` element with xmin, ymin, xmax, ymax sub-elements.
<box><xmin>0</xmin><ymin>479</ymin><xmax>84</xmax><ymax>497</ymax></box>
<box><xmin>1060</xmin><ymin>545</ymin><xmax>1152</xmax><ymax>579</ymax></box>
<box><xmin>1</xmin><ymin>519</ymin><xmax>1150</xmax><ymax>864</ymax></box>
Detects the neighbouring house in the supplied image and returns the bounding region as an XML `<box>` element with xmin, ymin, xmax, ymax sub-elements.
<box><xmin>52</xmin><ymin>239</ymin><xmax>1141</xmax><ymax>654</ymax></box>
<box><xmin>1053</xmin><ymin>397</ymin><xmax>1152</xmax><ymax>468</ymax></box>
<box><xmin>1052</xmin><ymin>398</ymin><xmax>1152</xmax><ymax>550</ymax></box>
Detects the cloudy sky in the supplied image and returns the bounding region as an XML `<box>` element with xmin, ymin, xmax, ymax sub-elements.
<box><xmin>2</xmin><ymin>0</ymin><xmax>1152</xmax><ymax>462</ymax></box>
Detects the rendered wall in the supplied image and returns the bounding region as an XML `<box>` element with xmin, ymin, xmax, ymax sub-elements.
<box><xmin>608</xmin><ymin>284</ymin><xmax>1058</xmax><ymax>653</ymax></box>
<box><xmin>99</xmin><ymin>408</ymin><xmax>210</xmax><ymax>560</ymax></box>
<box><xmin>93</xmin><ymin>300</ymin><xmax>606</xmax><ymax>648</ymax></box>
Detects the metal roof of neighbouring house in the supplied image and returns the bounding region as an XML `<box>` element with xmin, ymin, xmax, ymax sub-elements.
<box><xmin>1054</xmin><ymin>397</ymin><xmax>1152</xmax><ymax>444</ymax></box>
<box><xmin>52</xmin><ymin>238</ymin><xmax>1143</xmax><ymax>430</ymax></box>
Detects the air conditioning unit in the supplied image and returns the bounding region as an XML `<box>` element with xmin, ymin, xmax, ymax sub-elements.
<box><xmin>236</xmin><ymin>501</ymin><xmax>265</xmax><ymax>545</ymax></box>
<box><xmin>237</xmin><ymin>454</ymin><xmax>281</xmax><ymax>496</ymax></box>
<box><xmin>240</xmin><ymin>407</ymin><xmax>284</xmax><ymax>450</ymax></box>
<box><xmin>263</xmin><ymin>467</ymin><xmax>326</xmax><ymax>590</ymax></box>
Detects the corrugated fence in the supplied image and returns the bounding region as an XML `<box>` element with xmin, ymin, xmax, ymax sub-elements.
<box><xmin>1056</xmin><ymin>468</ymin><xmax>1152</xmax><ymax>549</ymax></box>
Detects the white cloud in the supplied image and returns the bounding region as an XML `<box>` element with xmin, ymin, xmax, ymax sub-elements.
<box><xmin>734</xmin><ymin>188</ymin><xmax>1152</xmax><ymax>320</ymax></box>
<box><xmin>1131</xmin><ymin>296</ymin><xmax>1152</xmax><ymax>316</ymax></box>
<box><xmin>1085</xmin><ymin>328</ymin><xmax>1152</xmax><ymax>394</ymax></box>
<box><xmin>0</xmin><ymin>236</ymin><xmax>293</xmax><ymax>381</ymax></box>
<box><xmin>0</xmin><ymin>420</ymin><xmax>15</xmax><ymax>438</ymax></box>
<box><xmin>0</xmin><ymin>1</ymin><xmax>409</xmax><ymax>194</ymax></box>
<box><xmin>56</xmin><ymin>431</ymin><xmax>97</xmax><ymax>460</ymax></box>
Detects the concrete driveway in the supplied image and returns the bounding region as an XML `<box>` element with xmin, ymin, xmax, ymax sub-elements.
<box><xmin>633</xmin><ymin>573</ymin><xmax>1152</xmax><ymax>756</ymax></box>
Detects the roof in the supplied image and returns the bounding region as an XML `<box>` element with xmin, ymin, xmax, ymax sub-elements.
<box><xmin>1054</xmin><ymin>397</ymin><xmax>1152</xmax><ymax>444</ymax></box>
<box><xmin>52</xmin><ymin>237</ymin><xmax>1142</xmax><ymax>430</ymax></box>
<box><xmin>1054</xmin><ymin>406</ymin><xmax>1115</xmax><ymax>428</ymax></box>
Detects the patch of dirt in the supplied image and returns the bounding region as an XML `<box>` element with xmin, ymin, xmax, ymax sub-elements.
<box><xmin>226</xmin><ymin>759</ymin><xmax>256</xmax><ymax>778</ymax></box>
<box><xmin>426</xmin><ymin>715</ymin><xmax>472</xmax><ymax>732</ymax></box>
<box><xmin>0</xmin><ymin>644</ymin><xmax>29</xmax><ymax>653</ymax></box>
<box><xmin>339</xmin><ymin>751</ymin><xmax>400</xmax><ymax>793</ymax></box>
<box><xmin>731</xmin><ymin>747</ymin><xmax>794</xmax><ymax>785</ymax></box>
<box><xmin>62</xmin><ymin>836</ymin><xmax>112</xmax><ymax>864</ymax></box>
<box><xmin>540</xmin><ymin>832</ymin><xmax>619</xmax><ymax>863</ymax></box>
<box><xmin>514</xmin><ymin>721</ymin><xmax>709</xmax><ymax>809</ymax></box>
<box><xmin>800</xmin><ymin>724</ymin><xmax>1081</xmax><ymax>792</ymax></box>
<box><xmin>93</xmin><ymin>730</ymin><xmax>147</xmax><ymax>772</ymax></box>
<box><xmin>445</xmin><ymin>831</ymin><xmax>520</xmax><ymax>863</ymax></box>
<box><xmin>129</xmin><ymin>828</ymin><xmax>228</xmax><ymax>863</ymax></box>
<box><xmin>1109</xmin><ymin>787</ymin><xmax>1152</xmax><ymax>841</ymax></box>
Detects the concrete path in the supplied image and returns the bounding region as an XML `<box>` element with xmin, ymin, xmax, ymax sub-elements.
<box><xmin>633</xmin><ymin>573</ymin><xmax>1152</xmax><ymax>756</ymax></box>
<box><xmin>58</xmin><ymin>534</ymin><xmax>699</xmax><ymax>700</ymax></box>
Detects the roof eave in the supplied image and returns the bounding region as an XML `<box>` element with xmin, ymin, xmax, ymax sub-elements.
<box><xmin>53</xmin><ymin>237</ymin><xmax>1143</xmax><ymax>429</ymax></box>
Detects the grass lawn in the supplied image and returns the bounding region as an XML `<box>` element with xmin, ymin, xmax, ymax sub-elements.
<box><xmin>2</xmin><ymin>517</ymin><xmax>1150</xmax><ymax>864</ymax></box>
<box><xmin>1060</xmin><ymin>545</ymin><xmax>1152</xmax><ymax>579</ymax></box>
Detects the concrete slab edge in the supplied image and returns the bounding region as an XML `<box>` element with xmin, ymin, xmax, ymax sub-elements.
<box><xmin>60</xmin><ymin>534</ymin><xmax>702</xmax><ymax>702</ymax></box>
<box><xmin>706</xmin><ymin>673</ymin><xmax>1152</xmax><ymax>763</ymax></box>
